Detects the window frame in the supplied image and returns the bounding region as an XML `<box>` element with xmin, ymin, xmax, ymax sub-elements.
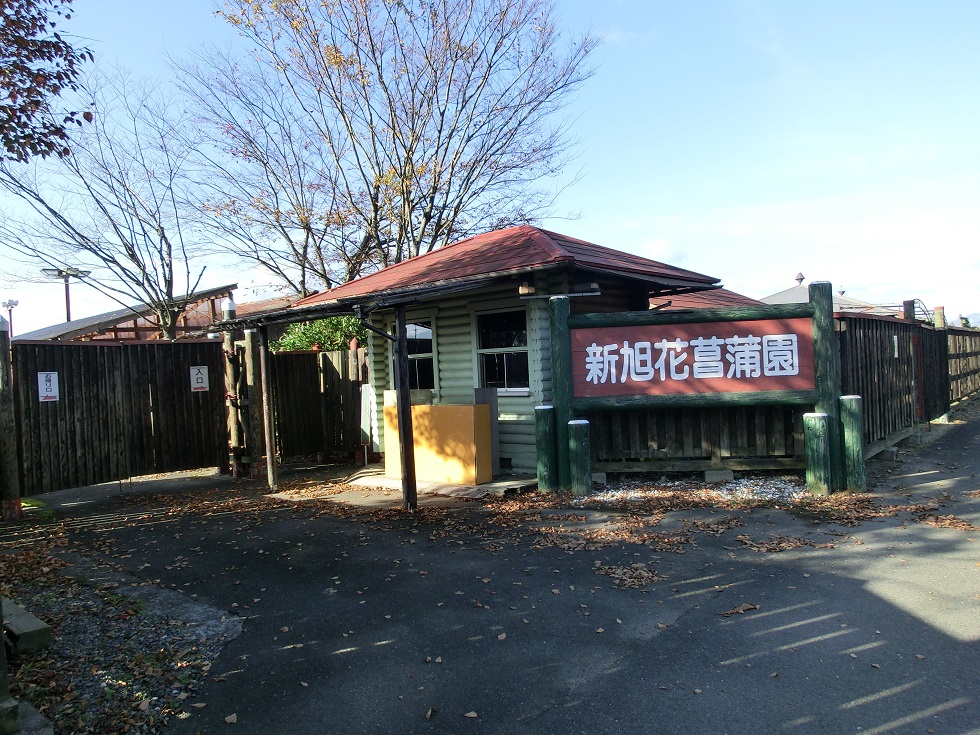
<box><xmin>386</xmin><ymin>314</ymin><xmax>438</xmax><ymax>392</ymax></box>
<box><xmin>474</xmin><ymin>308</ymin><xmax>530</xmax><ymax>396</ymax></box>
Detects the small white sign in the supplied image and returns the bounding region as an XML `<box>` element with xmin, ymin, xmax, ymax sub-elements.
<box><xmin>38</xmin><ymin>372</ymin><xmax>59</xmax><ymax>402</ymax></box>
<box><xmin>190</xmin><ymin>365</ymin><xmax>209</xmax><ymax>392</ymax></box>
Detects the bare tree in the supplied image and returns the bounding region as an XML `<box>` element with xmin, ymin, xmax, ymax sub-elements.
<box><xmin>0</xmin><ymin>0</ymin><xmax>92</xmax><ymax>161</ymax></box>
<box><xmin>175</xmin><ymin>46</ymin><xmax>371</xmax><ymax>296</ymax></box>
<box><xmin>0</xmin><ymin>70</ymin><xmax>206</xmax><ymax>338</ymax></box>
<box><xmin>212</xmin><ymin>0</ymin><xmax>597</xmax><ymax>273</ymax></box>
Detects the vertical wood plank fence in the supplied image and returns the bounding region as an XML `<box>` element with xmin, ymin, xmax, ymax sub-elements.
<box><xmin>12</xmin><ymin>340</ymin><xmax>226</xmax><ymax>496</ymax></box>
<box><xmin>269</xmin><ymin>348</ymin><xmax>366</xmax><ymax>461</ymax></box>
<box><xmin>948</xmin><ymin>327</ymin><xmax>980</xmax><ymax>403</ymax></box>
<box><xmin>588</xmin><ymin>310</ymin><xmax>971</xmax><ymax>472</ymax></box>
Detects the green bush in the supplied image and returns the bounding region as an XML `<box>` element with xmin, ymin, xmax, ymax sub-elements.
<box><xmin>270</xmin><ymin>316</ymin><xmax>367</xmax><ymax>352</ymax></box>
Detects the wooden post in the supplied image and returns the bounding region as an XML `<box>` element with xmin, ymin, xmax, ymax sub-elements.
<box><xmin>902</xmin><ymin>300</ymin><xmax>916</xmax><ymax>321</ymax></box>
<box><xmin>222</xmin><ymin>332</ymin><xmax>243</xmax><ymax>475</ymax></box>
<box><xmin>394</xmin><ymin>305</ymin><xmax>417</xmax><ymax>510</ymax></box>
<box><xmin>568</xmin><ymin>419</ymin><xmax>591</xmax><ymax>497</ymax></box>
<box><xmin>549</xmin><ymin>296</ymin><xmax>573</xmax><ymax>490</ymax></box>
<box><xmin>810</xmin><ymin>281</ymin><xmax>843</xmax><ymax>491</ymax></box>
<box><xmin>318</xmin><ymin>351</ymin><xmax>331</xmax><ymax>462</ymax></box>
<box><xmin>840</xmin><ymin>395</ymin><xmax>867</xmax><ymax>493</ymax></box>
<box><xmin>242</xmin><ymin>329</ymin><xmax>265</xmax><ymax>476</ymax></box>
<box><xmin>0</xmin><ymin>318</ymin><xmax>19</xmax><ymax>734</ymax></box>
<box><xmin>259</xmin><ymin>328</ymin><xmax>277</xmax><ymax>491</ymax></box>
<box><xmin>933</xmin><ymin>306</ymin><xmax>946</xmax><ymax>330</ymax></box>
<box><xmin>534</xmin><ymin>405</ymin><xmax>558</xmax><ymax>492</ymax></box>
<box><xmin>0</xmin><ymin>317</ymin><xmax>22</xmax><ymax>521</ymax></box>
<box><xmin>803</xmin><ymin>412</ymin><xmax>832</xmax><ymax>495</ymax></box>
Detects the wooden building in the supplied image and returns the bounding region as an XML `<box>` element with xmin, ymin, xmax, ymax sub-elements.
<box><xmin>268</xmin><ymin>225</ymin><xmax>735</xmax><ymax>475</ymax></box>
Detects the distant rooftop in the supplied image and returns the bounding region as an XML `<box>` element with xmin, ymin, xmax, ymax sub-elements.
<box><xmin>759</xmin><ymin>282</ymin><xmax>902</xmax><ymax>318</ymax></box>
<box><xmin>14</xmin><ymin>284</ymin><xmax>239</xmax><ymax>341</ymax></box>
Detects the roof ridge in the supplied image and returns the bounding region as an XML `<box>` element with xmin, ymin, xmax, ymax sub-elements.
<box><xmin>523</xmin><ymin>226</ymin><xmax>571</xmax><ymax>260</ymax></box>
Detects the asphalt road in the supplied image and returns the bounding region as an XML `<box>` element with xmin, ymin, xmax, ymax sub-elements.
<box><xmin>37</xmin><ymin>412</ymin><xmax>980</xmax><ymax>735</ymax></box>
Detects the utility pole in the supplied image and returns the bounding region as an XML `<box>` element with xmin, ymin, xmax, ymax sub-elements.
<box><xmin>40</xmin><ymin>267</ymin><xmax>90</xmax><ymax>322</ymax></box>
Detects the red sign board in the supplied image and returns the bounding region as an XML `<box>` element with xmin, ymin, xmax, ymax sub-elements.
<box><xmin>570</xmin><ymin>318</ymin><xmax>815</xmax><ymax>398</ymax></box>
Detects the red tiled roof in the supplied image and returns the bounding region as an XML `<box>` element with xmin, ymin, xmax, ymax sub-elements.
<box><xmin>293</xmin><ymin>225</ymin><xmax>718</xmax><ymax>308</ymax></box>
<box><xmin>654</xmin><ymin>288</ymin><xmax>762</xmax><ymax>310</ymax></box>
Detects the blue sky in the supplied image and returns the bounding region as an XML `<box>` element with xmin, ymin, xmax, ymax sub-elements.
<box><xmin>4</xmin><ymin>0</ymin><xmax>979</xmax><ymax>333</ymax></box>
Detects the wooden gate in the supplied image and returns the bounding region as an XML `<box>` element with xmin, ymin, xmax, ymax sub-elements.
<box><xmin>12</xmin><ymin>340</ymin><xmax>227</xmax><ymax>496</ymax></box>
<box><xmin>269</xmin><ymin>348</ymin><xmax>366</xmax><ymax>461</ymax></box>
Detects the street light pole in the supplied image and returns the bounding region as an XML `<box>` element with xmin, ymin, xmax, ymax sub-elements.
<box><xmin>40</xmin><ymin>267</ymin><xmax>91</xmax><ymax>322</ymax></box>
<box><xmin>0</xmin><ymin>300</ymin><xmax>15</xmax><ymax>338</ymax></box>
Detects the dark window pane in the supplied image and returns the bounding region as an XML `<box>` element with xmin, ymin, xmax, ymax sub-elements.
<box><xmin>480</xmin><ymin>352</ymin><xmax>528</xmax><ymax>389</ymax></box>
<box><xmin>406</xmin><ymin>321</ymin><xmax>432</xmax><ymax>356</ymax></box>
<box><xmin>478</xmin><ymin>311</ymin><xmax>527</xmax><ymax>349</ymax></box>
<box><xmin>481</xmin><ymin>353</ymin><xmax>505</xmax><ymax>388</ymax></box>
<box><xmin>504</xmin><ymin>352</ymin><xmax>529</xmax><ymax>388</ymax></box>
<box><xmin>408</xmin><ymin>357</ymin><xmax>434</xmax><ymax>390</ymax></box>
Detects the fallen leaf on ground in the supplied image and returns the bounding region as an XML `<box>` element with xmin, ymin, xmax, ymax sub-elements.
<box><xmin>225</xmin><ymin>713</ymin><xmax>237</xmax><ymax>724</ymax></box>
<box><xmin>464</xmin><ymin>711</ymin><xmax>478</xmax><ymax>718</ymax></box>
<box><xmin>718</xmin><ymin>603</ymin><xmax>760</xmax><ymax>617</ymax></box>
<box><xmin>497</xmin><ymin>633</ymin><xmax>506</xmax><ymax>640</ymax></box>
<box><xmin>425</xmin><ymin>707</ymin><xmax>435</xmax><ymax>720</ymax></box>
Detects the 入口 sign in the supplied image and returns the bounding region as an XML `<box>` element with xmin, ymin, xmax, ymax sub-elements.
<box><xmin>37</xmin><ymin>372</ymin><xmax>60</xmax><ymax>402</ymax></box>
<box><xmin>571</xmin><ymin>318</ymin><xmax>816</xmax><ymax>398</ymax></box>
<box><xmin>190</xmin><ymin>365</ymin><xmax>209</xmax><ymax>392</ymax></box>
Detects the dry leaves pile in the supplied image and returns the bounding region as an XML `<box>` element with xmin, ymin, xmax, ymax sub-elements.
<box><xmin>735</xmin><ymin>534</ymin><xmax>833</xmax><ymax>553</ymax></box>
<box><xmin>593</xmin><ymin>562</ymin><xmax>665</xmax><ymax>588</ymax></box>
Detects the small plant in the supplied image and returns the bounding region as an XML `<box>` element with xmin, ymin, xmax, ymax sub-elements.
<box><xmin>271</xmin><ymin>316</ymin><xmax>366</xmax><ymax>352</ymax></box>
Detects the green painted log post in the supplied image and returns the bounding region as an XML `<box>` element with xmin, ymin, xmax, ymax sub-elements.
<box><xmin>0</xmin><ymin>317</ymin><xmax>22</xmax><ymax>521</ymax></box>
<box><xmin>535</xmin><ymin>405</ymin><xmax>559</xmax><ymax>492</ymax></box>
<box><xmin>0</xmin><ymin>318</ymin><xmax>17</xmax><ymax>730</ymax></box>
<box><xmin>840</xmin><ymin>395</ymin><xmax>867</xmax><ymax>492</ymax></box>
<box><xmin>803</xmin><ymin>412</ymin><xmax>832</xmax><ymax>495</ymax></box>
<box><xmin>549</xmin><ymin>296</ymin><xmax>573</xmax><ymax>490</ymax></box>
<box><xmin>568</xmin><ymin>419</ymin><xmax>592</xmax><ymax>497</ymax></box>
<box><xmin>809</xmin><ymin>281</ymin><xmax>843</xmax><ymax>491</ymax></box>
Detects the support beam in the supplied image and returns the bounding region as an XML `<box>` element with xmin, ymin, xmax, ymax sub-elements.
<box><xmin>223</xmin><ymin>332</ymin><xmax>243</xmax><ymax>475</ymax></box>
<box><xmin>394</xmin><ymin>305</ymin><xmax>417</xmax><ymax>510</ymax></box>
<box><xmin>259</xmin><ymin>328</ymin><xmax>278</xmax><ymax>491</ymax></box>
<box><xmin>803</xmin><ymin>412</ymin><xmax>832</xmax><ymax>495</ymax></box>
<box><xmin>534</xmin><ymin>405</ymin><xmax>558</xmax><ymax>492</ymax></box>
<box><xmin>242</xmin><ymin>329</ymin><xmax>264</xmax><ymax>475</ymax></box>
<box><xmin>0</xmin><ymin>317</ymin><xmax>21</xmax><ymax>521</ymax></box>
<box><xmin>549</xmin><ymin>296</ymin><xmax>572</xmax><ymax>490</ymax></box>
<box><xmin>568</xmin><ymin>419</ymin><xmax>592</xmax><ymax>497</ymax></box>
<box><xmin>810</xmin><ymin>281</ymin><xmax>843</xmax><ymax>491</ymax></box>
<box><xmin>840</xmin><ymin>395</ymin><xmax>867</xmax><ymax>492</ymax></box>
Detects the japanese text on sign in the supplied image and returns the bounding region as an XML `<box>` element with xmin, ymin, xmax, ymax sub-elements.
<box><xmin>37</xmin><ymin>372</ymin><xmax>60</xmax><ymax>402</ymax></box>
<box><xmin>570</xmin><ymin>319</ymin><xmax>815</xmax><ymax>398</ymax></box>
<box><xmin>190</xmin><ymin>365</ymin><xmax>209</xmax><ymax>392</ymax></box>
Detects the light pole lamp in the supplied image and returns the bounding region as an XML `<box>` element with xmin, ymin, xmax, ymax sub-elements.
<box><xmin>1</xmin><ymin>300</ymin><xmax>16</xmax><ymax>337</ymax></box>
<box><xmin>41</xmin><ymin>267</ymin><xmax>90</xmax><ymax>322</ymax></box>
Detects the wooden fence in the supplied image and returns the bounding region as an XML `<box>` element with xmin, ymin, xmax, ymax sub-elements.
<box><xmin>590</xmin><ymin>310</ymin><xmax>967</xmax><ymax>472</ymax></box>
<box><xmin>12</xmin><ymin>340</ymin><xmax>226</xmax><ymax>496</ymax></box>
<box><xmin>948</xmin><ymin>327</ymin><xmax>980</xmax><ymax>403</ymax></box>
<box><xmin>589</xmin><ymin>405</ymin><xmax>805</xmax><ymax>470</ymax></box>
<box><xmin>269</xmin><ymin>348</ymin><xmax>366</xmax><ymax>461</ymax></box>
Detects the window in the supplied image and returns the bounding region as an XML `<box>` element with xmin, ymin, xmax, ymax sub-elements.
<box><xmin>392</xmin><ymin>320</ymin><xmax>435</xmax><ymax>389</ymax></box>
<box><xmin>405</xmin><ymin>321</ymin><xmax>434</xmax><ymax>389</ymax></box>
<box><xmin>477</xmin><ymin>310</ymin><xmax>529</xmax><ymax>392</ymax></box>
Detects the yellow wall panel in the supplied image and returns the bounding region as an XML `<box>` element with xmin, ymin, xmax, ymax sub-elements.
<box><xmin>384</xmin><ymin>404</ymin><xmax>492</xmax><ymax>485</ymax></box>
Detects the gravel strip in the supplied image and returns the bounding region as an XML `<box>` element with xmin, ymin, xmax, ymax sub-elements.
<box><xmin>0</xmin><ymin>532</ymin><xmax>240</xmax><ymax>734</ymax></box>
